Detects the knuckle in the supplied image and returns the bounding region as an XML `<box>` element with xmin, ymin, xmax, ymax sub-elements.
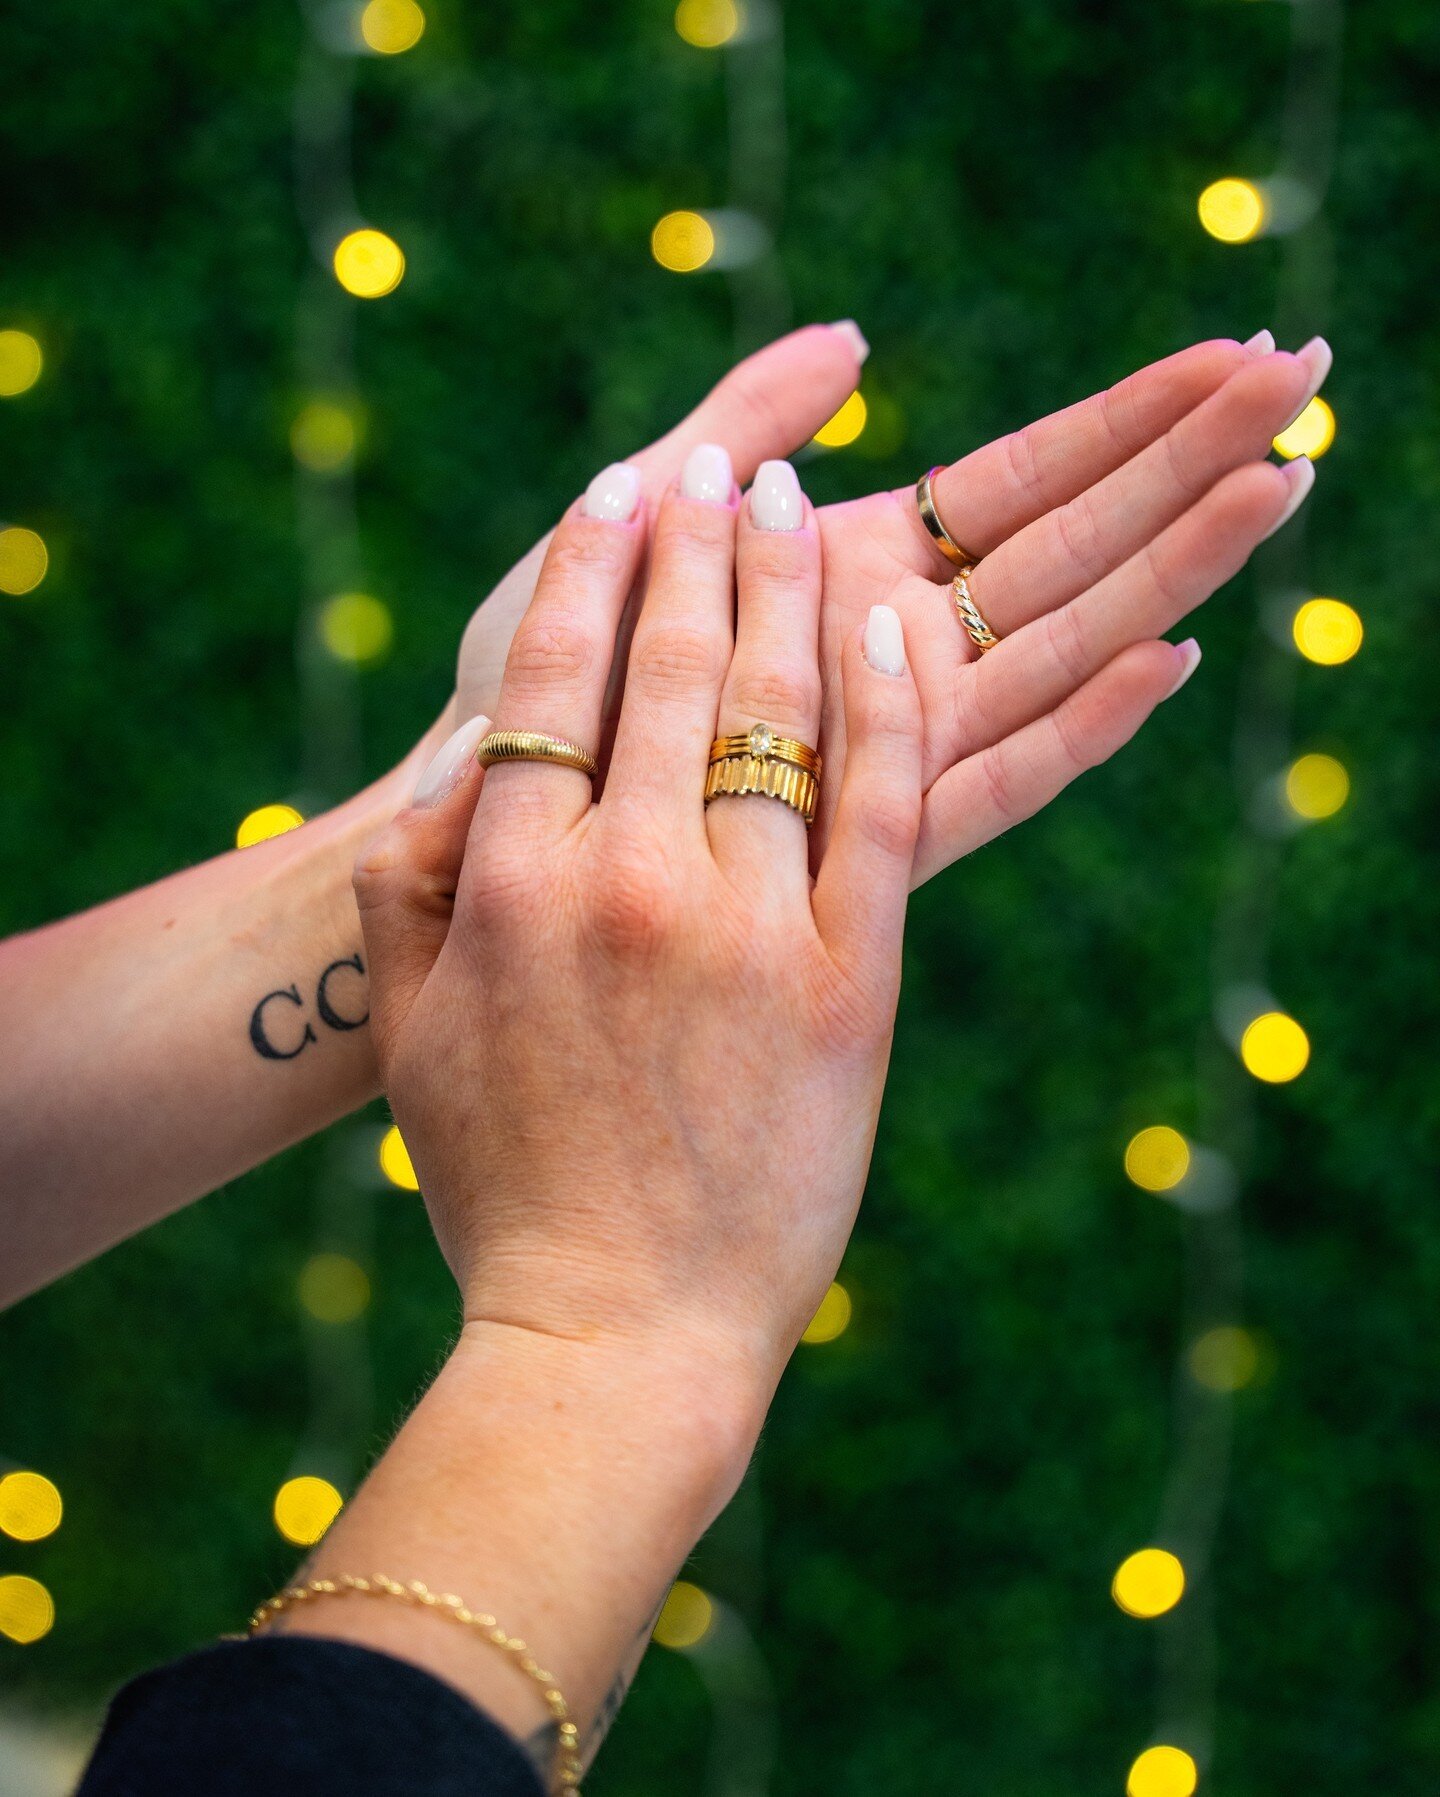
<box><xmin>585</xmin><ymin>850</ymin><xmax>677</xmax><ymax>960</ymax></box>
<box><xmin>1053</xmin><ymin>487</ymin><xmax>1108</xmax><ymax>585</ymax></box>
<box><xmin>727</xmin><ymin>660</ymin><xmax>821</xmax><ymax>727</ymax></box>
<box><xmin>1050</xmin><ymin>701</ymin><xmax>1096</xmax><ymax>776</ymax></box>
<box><xmin>1003</xmin><ymin>423</ymin><xmax>1048</xmax><ymax>506</ymax></box>
<box><xmin>547</xmin><ymin>522</ymin><xmax>632</xmax><ymax>587</ymax></box>
<box><xmin>979</xmin><ymin>744</ymin><xmax>1021</xmax><ymax>825</ymax></box>
<box><xmin>1141</xmin><ymin>536</ymin><xmax>1188</xmax><ymax>612</ymax></box>
<box><xmin>506</xmin><ymin>612</ymin><xmax>599</xmax><ymax>689</ymax></box>
<box><xmin>631</xmin><ymin>621</ymin><xmax>728</xmax><ymax>698</ymax></box>
<box><xmin>1042</xmin><ymin>602</ymin><xmax>1093</xmax><ymax>687</ymax></box>
<box><xmin>742</xmin><ymin>527</ymin><xmax>815</xmax><ymax>591</ymax></box>
<box><xmin>853</xmin><ymin>787</ymin><xmax>922</xmax><ymax>863</ymax></box>
<box><xmin>1162</xmin><ymin>423</ymin><xmax>1203</xmax><ymax>502</ymax></box>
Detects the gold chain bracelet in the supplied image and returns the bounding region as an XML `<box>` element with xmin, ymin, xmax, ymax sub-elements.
<box><xmin>250</xmin><ymin>1574</ymin><xmax>582</xmax><ymax>1793</ymax></box>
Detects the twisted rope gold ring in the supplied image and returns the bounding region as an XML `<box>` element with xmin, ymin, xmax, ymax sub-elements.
<box><xmin>952</xmin><ymin>568</ymin><xmax>1000</xmax><ymax>653</ymax></box>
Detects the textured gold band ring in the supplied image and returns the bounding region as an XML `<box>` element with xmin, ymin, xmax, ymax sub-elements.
<box><xmin>951</xmin><ymin>568</ymin><xmax>1000</xmax><ymax>653</ymax></box>
<box><xmin>706</xmin><ymin>721</ymin><xmax>822</xmax><ymax>827</ymax></box>
<box><xmin>475</xmin><ymin>729</ymin><xmax>597</xmax><ymax>776</ymax></box>
<box><xmin>916</xmin><ymin>466</ymin><xmax>982</xmax><ymax>567</ymax></box>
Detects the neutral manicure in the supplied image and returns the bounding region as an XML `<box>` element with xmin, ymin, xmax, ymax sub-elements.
<box><xmin>1263</xmin><ymin>455</ymin><xmax>1315</xmax><ymax>540</ymax></box>
<box><xmin>413</xmin><ymin>714</ymin><xmax>492</xmax><ymax>806</ymax></box>
<box><xmin>863</xmin><ymin>605</ymin><xmax>906</xmax><ymax>677</ymax></box>
<box><xmin>830</xmin><ymin>319</ymin><xmax>871</xmax><ymax>365</ymax></box>
<box><xmin>751</xmin><ymin>460</ymin><xmax>803</xmax><ymax>531</ymax></box>
<box><xmin>1166</xmin><ymin>639</ymin><xmax>1202</xmax><ymax>699</ymax></box>
<box><xmin>582</xmin><ymin>462</ymin><xmax>641</xmax><ymax>521</ymax></box>
<box><xmin>681</xmin><ymin>443</ymin><xmax>734</xmax><ymax>504</ymax></box>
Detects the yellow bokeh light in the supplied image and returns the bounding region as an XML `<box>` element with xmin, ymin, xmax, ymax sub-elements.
<box><xmin>1112</xmin><ymin>1548</ymin><xmax>1186</xmax><ymax>1619</ymax></box>
<box><xmin>651</xmin><ymin>211</ymin><xmax>716</xmax><ymax>274</ymax></box>
<box><xmin>812</xmin><ymin>390</ymin><xmax>868</xmax><ymax>450</ymax></box>
<box><xmin>236</xmin><ymin>803</ymin><xmax>305</xmax><ymax>849</ymax></box>
<box><xmin>1188</xmin><ymin>1325</ymin><xmax>1260</xmax><ymax>1393</ymax></box>
<box><xmin>1286</xmin><ymin>752</ymin><xmax>1349</xmax><ymax>820</ymax></box>
<box><xmin>298</xmin><ymin>1253</ymin><xmax>371</xmax><ymax>1324</ymax></box>
<box><xmin>379</xmin><ymin>1124</ymin><xmax>419</xmax><ymax>1190</ymax></box>
<box><xmin>0</xmin><ymin>1574</ymin><xmax>54</xmax><ymax>1644</ymax></box>
<box><xmin>801</xmin><ymin>1281</ymin><xmax>852</xmax><ymax>1345</ymax></box>
<box><xmin>0</xmin><ymin>330</ymin><xmax>43</xmax><ymax>397</ymax></box>
<box><xmin>1123</xmin><ymin>1126</ymin><xmax>1190</xmax><ymax>1193</ymax></box>
<box><xmin>1274</xmin><ymin>396</ymin><xmax>1335</xmax><ymax>461</ymax></box>
<box><xmin>319</xmin><ymin>591</ymin><xmax>394</xmax><ymax>665</ymax></box>
<box><xmin>1292</xmin><ymin>597</ymin><xmax>1362</xmax><ymax>666</ymax></box>
<box><xmin>273</xmin><ymin>1475</ymin><xmax>344</xmax><ymax>1547</ymax></box>
<box><xmin>675</xmin><ymin>0</ymin><xmax>741</xmax><ymax>48</ymax></box>
<box><xmin>653</xmin><ymin>1580</ymin><xmax>714</xmax><ymax>1649</ymax></box>
<box><xmin>0</xmin><ymin>1471</ymin><xmax>63</xmax><ymax>1543</ymax></box>
<box><xmin>361</xmin><ymin>0</ymin><xmax>426</xmax><ymax>53</ymax></box>
<box><xmin>291</xmin><ymin>399</ymin><xmax>359</xmax><ymax>473</ymax></box>
<box><xmin>1128</xmin><ymin>1745</ymin><xmax>1198</xmax><ymax>1797</ymax></box>
<box><xmin>333</xmin><ymin>228</ymin><xmax>406</xmax><ymax>299</ymax></box>
<box><xmin>1240</xmin><ymin>1012</ymin><xmax>1310</xmax><ymax>1084</ymax></box>
<box><xmin>1198</xmin><ymin>178</ymin><xmax>1265</xmax><ymax>244</ymax></box>
<box><xmin>0</xmin><ymin>526</ymin><xmax>49</xmax><ymax>595</ymax></box>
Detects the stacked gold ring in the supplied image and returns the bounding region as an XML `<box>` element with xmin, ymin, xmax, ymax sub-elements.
<box><xmin>475</xmin><ymin>729</ymin><xmax>597</xmax><ymax>776</ymax></box>
<box><xmin>706</xmin><ymin>721</ymin><xmax>821</xmax><ymax>827</ymax></box>
<box><xmin>916</xmin><ymin>466</ymin><xmax>982</xmax><ymax>567</ymax></box>
<box><xmin>952</xmin><ymin>567</ymin><xmax>1000</xmax><ymax>653</ymax></box>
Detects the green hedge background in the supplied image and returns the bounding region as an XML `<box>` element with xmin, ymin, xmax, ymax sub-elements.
<box><xmin>2</xmin><ymin>1</ymin><xmax>1437</xmax><ymax>1792</ymax></box>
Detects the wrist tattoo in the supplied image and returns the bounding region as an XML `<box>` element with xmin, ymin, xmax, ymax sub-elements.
<box><xmin>249</xmin><ymin>952</ymin><xmax>369</xmax><ymax>1061</ymax></box>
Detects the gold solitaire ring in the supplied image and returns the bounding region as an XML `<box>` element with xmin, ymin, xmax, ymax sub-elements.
<box><xmin>475</xmin><ymin>729</ymin><xmax>597</xmax><ymax>776</ymax></box>
<box><xmin>951</xmin><ymin>567</ymin><xmax>1000</xmax><ymax>653</ymax></box>
<box><xmin>706</xmin><ymin>722</ymin><xmax>821</xmax><ymax>827</ymax></box>
<box><xmin>916</xmin><ymin>466</ymin><xmax>982</xmax><ymax>567</ymax></box>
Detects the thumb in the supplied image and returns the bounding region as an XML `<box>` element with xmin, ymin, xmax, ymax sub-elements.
<box><xmin>353</xmin><ymin>714</ymin><xmax>490</xmax><ymax>1058</ymax></box>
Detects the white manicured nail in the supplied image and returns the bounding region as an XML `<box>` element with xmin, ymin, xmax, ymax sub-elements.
<box><xmin>750</xmin><ymin>459</ymin><xmax>803</xmax><ymax>531</ymax></box>
<box><xmin>582</xmin><ymin>462</ymin><xmax>641</xmax><ymax>521</ymax></box>
<box><xmin>1243</xmin><ymin>328</ymin><xmax>1275</xmax><ymax>358</ymax></box>
<box><xmin>681</xmin><ymin>442</ymin><xmax>733</xmax><ymax>504</ymax></box>
<box><xmin>413</xmin><ymin>714</ymin><xmax>492</xmax><ymax>806</ymax></box>
<box><xmin>1263</xmin><ymin>455</ymin><xmax>1315</xmax><ymax>540</ymax></box>
<box><xmin>829</xmin><ymin>319</ymin><xmax>871</xmax><ymax>365</ymax></box>
<box><xmin>1294</xmin><ymin>334</ymin><xmax>1333</xmax><ymax>400</ymax></box>
<box><xmin>1166</xmin><ymin>639</ymin><xmax>1201</xmax><ymax>698</ymax></box>
<box><xmin>863</xmin><ymin>604</ymin><xmax>906</xmax><ymax>677</ymax></box>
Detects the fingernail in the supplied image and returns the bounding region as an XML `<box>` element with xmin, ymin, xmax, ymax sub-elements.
<box><xmin>829</xmin><ymin>319</ymin><xmax>870</xmax><ymax>365</ymax></box>
<box><xmin>863</xmin><ymin>604</ymin><xmax>906</xmax><ymax>677</ymax></box>
<box><xmin>750</xmin><ymin>459</ymin><xmax>804</xmax><ymax>531</ymax></box>
<box><xmin>1166</xmin><ymin>639</ymin><xmax>1202</xmax><ymax>699</ymax></box>
<box><xmin>1292</xmin><ymin>334</ymin><xmax>1333</xmax><ymax>407</ymax></box>
<box><xmin>681</xmin><ymin>442</ymin><xmax>734</xmax><ymax>504</ymax></box>
<box><xmin>413</xmin><ymin>714</ymin><xmax>491</xmax><ymax>806</ymax></box>
<box><xmin>1262</xmin><ymin>454</ymin><xmax>1315</xmax><ymax>540</ymax></box>
<box><xmin>582</xmin><ymin>462</ymin><xmax>641</xmax><ymax>521</ymax></box>
<box><xmin>1243</xmin><ymin>328</ymin><xmax>1276</xmax><ymax>358</ymax></box>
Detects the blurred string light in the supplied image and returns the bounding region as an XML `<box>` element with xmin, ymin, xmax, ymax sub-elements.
<box><xmin>0</xmin><ymin>1574</ymin><xmax>54</xmax><ymax>1644</ymax></box>
<box><xmin>0</xmin><ymin>525</ymin><xmax>49</xmax><ymax>595</ymax></box>
<box><xmin>1285</xmin><ymin>752</ymin><xmax>1348</xmax><ymax>820</ymax></box>
<box><xmin>1124</xmin><ymin>1126</ymin><xmax>1190</xmax><ymax>1194</ymax></box>
<box><xmin>318</xmin><ymin>590</ymin><xmax>394</xmax><ymax>664</ymax></box>
<box><xmin>298</xmin><ymin>1252</ymin><xmax>371</xmax><ymax>1324</ymax></box>
<box><xmin>236</xmin><ymin>802</ymin><xmax>305</xmax><ymax>848</ymax></box>
<box><xmin>1112</xmin><ymin>1549</ymin><xmax>1185</xmax><ymax>1620</ymax></box>
<box><xmin>0</xmin><ymin>1471</ymin><xmax>63</xmax><ymax>1542</ymax></box>
<box><xmin>378</xmin><ymin>1123</ymin><xmax>419</xmax><ymax>1190</ymax></box>
<box><xmin>0</xmin><ymin>329</ymin><xmax>43</xmax><ymax>396</ymax></box>
<box><xmin>675</xmin><ymin>0</ymin><xmax>742</xmax><ymax>49</ymax></box>
<box><xmin>290</xmin><ymin>397</ymin><xmax>361</xmax><ymax>472</ymax></box>
<box><xmin>273</xmin><ymin>1474</ymin><xmax>344</xmax><ymax>1546</ymax></box>
<box><xmin>811</xmin><ymin>389</ymin><xmax>868</xmax><ymax>450</ymax></box>
<box><xmin>333</xmin><ymin>227</ymin><xmax>406</xmax><ymax>298</ymax></box>
<box><xmin>652</xmin><ymin>210</ymin><xmax>717</xmax><ymax>274</ymax></box>
<box><xmin>1133</xmin><ymin>1</ymin><xmax>1348</xmax><ymax>1787</ymax></box>
<box><xmin>360</xmin><ymin>0</ymin><xmax>425</xmax><ymax>54</ymax></box>
<box><xmin>654</xmin><ymin>1580</ymin><xmax>716</xmax><ymax>1649</ymax></box>
<box><xmin>801</xmin><ymin>1281</ymin><xmax>852</xmax><ymax>1344</ymax></box>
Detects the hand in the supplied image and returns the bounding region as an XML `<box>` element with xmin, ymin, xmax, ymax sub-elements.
<box><xmin>359</xmin><ymin>455</ymin><xmax>922</xmax><ymax>1391</ymax></box>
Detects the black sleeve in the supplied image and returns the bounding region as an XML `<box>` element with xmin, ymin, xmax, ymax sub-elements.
<box><xmin>76</xmin><ymin>1635</ymin><xmax>548</xmax><ymax>1797</ymax></box>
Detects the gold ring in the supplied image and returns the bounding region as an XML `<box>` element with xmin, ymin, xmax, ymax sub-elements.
<box><xmin>951</xmin><ymin>568</ymin><xmax>1000</xmax><ymax>652</ymax></box>
<box><xmin>476</xmin><ymin>729</ymin><xmax>597</xmax><ymax>776</ymax></box>
<box><xmin>706</xmin><ymin>722</ymin><xmax>821</xmax><ymax>826</ymax></box>
<box><xmin>916</xmin><ymin>466</ymin><xmax>981</xmax><ymax>567</ymax></box>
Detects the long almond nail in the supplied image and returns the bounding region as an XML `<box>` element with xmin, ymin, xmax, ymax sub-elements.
<box><xmin>750</xmin><ymin>459</ymin><xmax>803</xmax><ymax>531</ymax></box>
<box><xmin>863</xmin><ymin>604</ymin><xmax>906</xmax><ymax>676</ymax></box>
<box><xmin>1165</xmin><ymin>639</ymin><xmax>1201</xmax><ymax>698</ymax></box>
<box><xmin>829</xmin><ymin>319</ymin><xmax>870</xmax><ymax>365</ymax></box>
<box><xmin>582</xmin><ymin>462</ymin><xmax>641</xmax><ymax>521</ymax></box>
<box><xmin>681</xmin><ymin>442</ymin><xmax>733</xmax><ymax>504</ymax></box>
<box><xmin>413</xmin><ymin>714</ymin><xmax>492</xmax><ymax>806</ymax></box>
<box><xmin>1290</xmin><ymin>335</ymin><xmax>1333</xmax><ymax>412</ymax></box>
<box><xmin>1243</xmin><ymin>328</ymin><xmax>1276</xmax><ymax>358</ymax></box>
<box><xmin>1262</xmin><ymin>455</ymin><xmax>1315</xmax><ymax>540</ymax></box>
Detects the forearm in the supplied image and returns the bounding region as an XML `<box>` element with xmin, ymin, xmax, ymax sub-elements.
<box><xmin>0</xmin><ymin>720</ymin><xmax>448</xmax><ymax>1308</ymax></box>
<box><xmin>271</xmin><ymin>1321</ymin><xmax>764</xmax><ymax>1778</ymax></box>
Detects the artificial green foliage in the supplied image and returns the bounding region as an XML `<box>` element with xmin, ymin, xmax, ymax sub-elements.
<box><xmin>1</xmin><ymin>1</ymin><xmax>1436</xmax><ymax>1793</ymax></box>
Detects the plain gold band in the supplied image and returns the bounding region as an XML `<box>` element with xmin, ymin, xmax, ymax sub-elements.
<box><xmin>475</xmin><ymin>729</ymin><xmax>597</xmax><ymax>776</ymax></box>
<box><xmin>951</xmin><ymin>568</ymin><xmax>1000</xmax><ymax>652</ymax></box>
<box><xmin>916</xmin><ymin>466</ymin><xmax>981</xmax><ymax>567</ymax></box>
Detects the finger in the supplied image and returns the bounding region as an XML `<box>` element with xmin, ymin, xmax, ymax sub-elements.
<box><xmin>812</xmin><ymin>607</ymin><xmax>923</xmax><ymax>976</ymax></box>
<box><xmin>912</xmin><ymin>639</ymin><xmax>1198</xmax><ymax>887</ymax></box>
<box><xmin>353</xmin><ymin>714</ymin><xmax>491</xmax><ymax>1058</ymax></box>
<box><xmin>631</xmin><ymin>322</ymin><xmax>867</xmax><ymax>496</ymax></box>
<box><xmin>474</xmin><ymin>464</ymin><xmax>646</xmax><ymax>839</ymax></box>
<box><xmin>899</xmin><ymin>336</ymin><xmax>1256</xmax><ymax>575</ymax></box>
<box><xmin>966</xmin><ymin>341</ymin><xmax>1331</xmax><ymax>635</ymax></box>
<box><xmin>953</xmin><ymin>458</ymin><xmax>1305</xmax><ymax>757</ymax></box>
<box><xmin>707</xmin><ymin>461</ymin><xmax>823</xmax><ymax>895</ymax></box>
<box><xmin>603</xmin><ymin>444</ymin><xmax>738</xmax><ymax>831</ymax></box>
